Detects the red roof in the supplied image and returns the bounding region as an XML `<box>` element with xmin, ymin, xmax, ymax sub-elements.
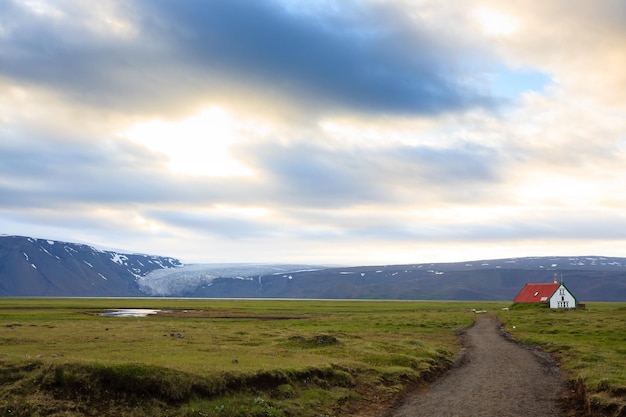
<box><xmin>513</xmin><ymin>283</ymin><xmax>559</xmax><ymax>303</ymax></box>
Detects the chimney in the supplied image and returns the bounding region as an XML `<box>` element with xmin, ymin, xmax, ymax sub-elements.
<box><xmin>553</xmin><ymin>273</ymin><xmax>558</xmax><ymax>284</ymax></box>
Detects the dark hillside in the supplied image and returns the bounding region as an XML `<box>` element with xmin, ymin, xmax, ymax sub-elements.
<box><xmin>177</xmin><ymin>258</ymin><xmax>626</xmax><ymax>301</ymax></box>
<box><xmin>0</xmin><ymin>235</ymin><xmax>182</xmax><ymax>296</ymax></box>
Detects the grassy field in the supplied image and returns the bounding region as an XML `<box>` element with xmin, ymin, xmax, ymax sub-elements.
<box><xmin>498</xmin><ymin>303</ymin><xmax>626</xmax><ymax>416</ymax></box>
<box><xmin>0</xmin><ymin>298</ymin><xmax>484</xmax><ymax>417</ymax></box>
<box><xmin>0</xmin><ymin>298</ymin><xmax>624</xmax><ymax>417</ymax></box>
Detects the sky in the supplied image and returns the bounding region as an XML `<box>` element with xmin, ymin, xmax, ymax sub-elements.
<box><xmin>1</xmin><ymin>0</ymin><xmax>626</xmax><ymax>265</ymax></box>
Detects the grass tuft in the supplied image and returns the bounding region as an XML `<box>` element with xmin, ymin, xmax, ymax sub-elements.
<box><xmin>287</xmin><ymin>334</ymin><xmax>340</xmax><ymax>348</ymax></box>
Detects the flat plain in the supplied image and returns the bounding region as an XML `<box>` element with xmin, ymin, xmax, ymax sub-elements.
<box><xmin>0</xmin><ymin>298</ymin><xmax>624</xmax><ymax>416</ymax></box>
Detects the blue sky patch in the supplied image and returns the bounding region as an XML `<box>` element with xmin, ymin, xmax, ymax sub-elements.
<box><xmin>489</xmin><ymin>67</ymin><xmax>551</xmax><ymax>99</ymax></box>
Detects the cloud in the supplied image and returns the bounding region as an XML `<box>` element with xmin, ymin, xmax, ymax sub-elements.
<box><xmin>478</xmin><ymin>0</ymin><xmax>626</xmax><ymax>108</ymax></box>
<box><xmin>145</xmin><ymin>208</ymin><xmax>276</xmax><ymax>240</ymax></box>
<box><xmin>235</xmin><ymin>136</ymin><xmax>502</xmax><ymax>209</ymax></box>
<box><xmin>0</xmin><ymin>0</ymin><xmax>499</xmax><ymax>116</ymax></box>
<box><xmin>1</xmin><ymin>0</ymin><xmax>626</xmax><ymax>264</ymax></box>
<box><xmin>149</xmin><ymin>0</ymin><xmax>498</xmax><ymax>114</ymax></box>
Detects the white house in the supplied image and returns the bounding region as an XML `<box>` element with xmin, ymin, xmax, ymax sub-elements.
<box><xmin>548</xmin><ymin>283</ymin><xmax>577</xmax><ymax>309</ymax></box>
<box><xmin>513</xmin><ymin>275</ymin><xmax>578</xmax><ymax>309</ymax></box>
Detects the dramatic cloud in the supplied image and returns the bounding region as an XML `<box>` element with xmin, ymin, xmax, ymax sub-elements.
<box><xmin>1</xmin><ymin>0</ymin><xmax>505</xmax><ymax>116</ymax></box>
<box><xmin>1</xmin><ymin>0</ymin><xmax>625</xmax><ymax>264</ymax></box>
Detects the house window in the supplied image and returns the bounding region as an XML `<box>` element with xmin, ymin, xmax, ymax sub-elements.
<box><xmin>559</xmin><ymin>288</ymin><xmax>565</xmax><ymax>295</ymax></box>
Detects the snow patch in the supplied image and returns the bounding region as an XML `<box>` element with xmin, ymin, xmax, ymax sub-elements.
<box><xmin>64</xmin><ymin>246</ymin><xmax>78</xmax><ymax>255</ymax></box>
<box><xmin>110</xmin><ymin>253</ymin><xmax>128</xmax><ymax>265</ymax></box>
<box><xmin>23</xmin><ymin>252</ymin><xmax>29</xmax><ymax>261</ymax></box>
<box><xmin>31</xmin><ymin>263</ymin><xmax>37</xmax><ymax>269</ymax></box>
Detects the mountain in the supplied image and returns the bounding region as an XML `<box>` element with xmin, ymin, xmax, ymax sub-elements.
<box><xmin>139</xmin><ymin>257</ymin><xmax>626</xmax><ymax>301</ymax></box>
<box><xmin>1</xmin><ymin>235</ymin><xmax>625</xmax><ymax>300</ymax></box>
<box><xmin>0</xmin><ymin>235</ymin><xmax>182</xmax><ymax>296</ymax></box>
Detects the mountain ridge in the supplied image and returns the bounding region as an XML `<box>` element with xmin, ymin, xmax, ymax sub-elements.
<box><xmin>1</xmin><ymin>235</ymin><xmax>625</xmax><ymax>300</ymax></box>
<box><xmin>0</xmin><ymin>235</ymin><xmax>182</xmax><ymax>296</ymax></box>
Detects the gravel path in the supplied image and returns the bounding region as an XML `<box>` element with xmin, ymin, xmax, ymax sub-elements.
<box><xmin>387</xmin><ymin>315</ymin><xmax>569</xmax><ymax>417</ymax></box>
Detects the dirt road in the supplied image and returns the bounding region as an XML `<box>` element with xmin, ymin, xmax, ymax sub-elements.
<box><xmin>386</xmin><ymin>315</ymin><xmax>569</xmax><ymax>417</ymax></box>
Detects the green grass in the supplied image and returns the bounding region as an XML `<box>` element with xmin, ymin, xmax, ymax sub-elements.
<box><xmin>0</xmin><ymin>298</ymin><xmax>485</xmax><ymax>417</ymax></box>
<box><xmin>2</xmin><ymin>299</ymin><xmax>624</xmax><ymax>416</ymax></box>
<box><xmin>498</xmin><ymin>303</ymin><xmax>626</xmax><ymax>415</ymax></box>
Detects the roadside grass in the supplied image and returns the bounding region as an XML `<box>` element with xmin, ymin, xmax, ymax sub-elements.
<box><xmin>498</xmin><ymin>303</ymin><xmax>626</xmax><ymax>415</ymax></box>
<box><xmin>0</xmin><ymin>298</ymin><xmax>486</xmax><ymax>417</ymax></box>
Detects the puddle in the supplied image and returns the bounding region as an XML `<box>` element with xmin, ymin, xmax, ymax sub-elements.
<box><xmin>100</xmin><ymin>309</ymin><xmax>161</xmax><ymax>317</ymax></box>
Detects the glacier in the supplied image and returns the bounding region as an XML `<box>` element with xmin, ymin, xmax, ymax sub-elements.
<box><xmin>137</xmin><ymin>263</ymin><xmax>323</xmax><ymax>296</ymax></box>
